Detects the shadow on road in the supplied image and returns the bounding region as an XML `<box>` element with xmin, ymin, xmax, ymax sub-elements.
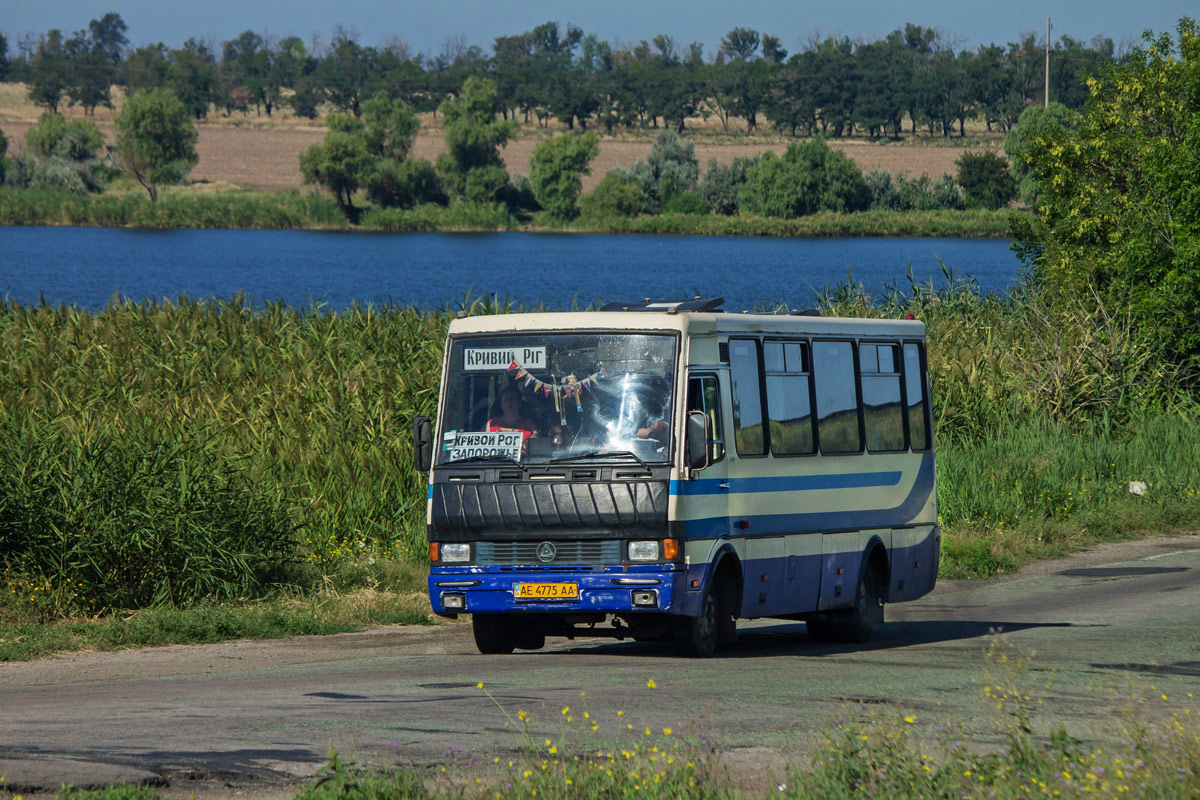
<box><xmin>555</xmin><ymin>619</ymin><xmax>1079</xmax><ymax>659</ymax></box>
<box><xmin>1090</xmin><ymin>661</ymin><xmax>1200</xmax><ymax>677</ymax></box>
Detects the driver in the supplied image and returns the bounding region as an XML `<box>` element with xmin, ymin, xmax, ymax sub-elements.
<box><xmin>486</xmin><ymin>386</ymin><xmax>540</xmax><ymax>442</ymax></box>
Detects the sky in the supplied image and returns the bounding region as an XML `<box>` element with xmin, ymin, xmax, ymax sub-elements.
<box><xmin>2</xmin><ymin>0</ymin><xmax>1194</xmax><ymax>58</ymax></box>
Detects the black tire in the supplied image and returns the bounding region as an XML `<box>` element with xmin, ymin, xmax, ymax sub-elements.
<box><xmin>807</xmin><ymin>562</ymin><xmax>884</xmax><ymax>644</ymax></box>
<box><xmin>673</xmin><ymin>584</ymin><xmax>719</xmax><ymax>657</ymax></box>
<box><xmin>716</xmin><ymin>579</ymin><xmax>738</xmax><ymax>647</ymax></box>
<box><xmin>515</xmin><ymin>632</ymin><xmax>546</xmax><ymax>651</ymax></box>
<box><xmin>472</xmin><ymin>614</ymin><xmax>517</xmax><ymax>654</ymax></box>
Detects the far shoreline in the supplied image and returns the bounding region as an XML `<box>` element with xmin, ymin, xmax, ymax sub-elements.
<box><xmin>0</xmin><ymin>188</ymin><xmax>1019</xmax><ymax>238</ymax></box>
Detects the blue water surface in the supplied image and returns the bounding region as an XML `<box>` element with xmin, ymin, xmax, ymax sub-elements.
<box><xmin>0</xmin><ymin>227</ymin><xmax>1022</xmax><ymax>312</ymax></box>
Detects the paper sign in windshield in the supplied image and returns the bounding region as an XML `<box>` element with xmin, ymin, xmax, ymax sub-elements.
<box><xmin>463</xmin><ymin>346</ymin><xmax>547</xmax><ymax>371</ymax></box>
<box><xmin>447</xmin><ymin>431</ymin><xmax>523</xmax><ymax>461</ymax></box>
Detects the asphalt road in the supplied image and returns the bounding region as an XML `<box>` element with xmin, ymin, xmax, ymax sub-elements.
<box><xmin>3</xmin><ymin>533</ymin><xmax>1198</xmax><ymax>798</ymax></box>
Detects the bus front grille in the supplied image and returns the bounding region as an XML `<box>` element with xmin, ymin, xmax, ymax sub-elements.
<box><xmin>475</xmin><ymin>540</ymin><xmax>622</xmax><ymax>566</ymax></box>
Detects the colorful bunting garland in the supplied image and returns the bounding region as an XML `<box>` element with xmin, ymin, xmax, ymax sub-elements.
<box><xmin>508</xmin><ymin>361</ymin><xmax>606</xmax><ymax>414</ymax></box>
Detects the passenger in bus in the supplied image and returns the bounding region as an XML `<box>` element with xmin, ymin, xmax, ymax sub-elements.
<box><xmin>486</xmin><ymin>386</ymin><xmax>540</xmax><ymax>441</ymax></box>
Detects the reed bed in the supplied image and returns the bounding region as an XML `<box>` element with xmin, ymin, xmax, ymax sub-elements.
<box><xmin>0</xmin><ymin>187</ymin><xmax>347</xmax><ymax>229</ymax></box>
<box><xmin>0</xmin><ymin>280</ymin><xmax>1196</xmax><ymax>620</ymax></box>
<box><xmin>566</xmin><ymin>209</ymin><xmax>1015</xmax><ymax>238</ymax></box>
<box><xmin>0</xmin><ymin>186</ymin><xmax>1013</xmax><ymax>236</ymax></box>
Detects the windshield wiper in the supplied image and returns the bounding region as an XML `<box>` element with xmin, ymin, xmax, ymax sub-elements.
<box><xmin>441</xmin><ymin>454</ymin><xmax>527</xmax><ymax>471</ymax></box>
<box><xmin>549</xmin><ymin>450</ymin><xmax>650</xmax><ymax>470</ymax></box>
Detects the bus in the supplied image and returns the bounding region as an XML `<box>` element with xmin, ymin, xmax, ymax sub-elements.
<box><xmin>412</xmin><ymin>297</ymin><xmax>939</xmax><ymax>657</ymax></box>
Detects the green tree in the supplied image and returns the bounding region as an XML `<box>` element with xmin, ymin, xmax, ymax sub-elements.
<box><xmin>88</xmin><ymin>12</ymin><xmax>128</xmax><ymax>68</ymax></box>
<box><xmin>530</xmin><ymin>131</ymin><xmax>600</xmax><ymax>219</ymax></box>
<box><xmin>955</xmin><ymin>151</ymin><xmax>1016</xmax><ymax>209</ymax></box>
<box><xmin>64</xmin><ymin>29</ymin><xmax>114</xmax><ymax>115</ymax></box>
<box><xmin>123</xmin><ymin>43</ymin><xmax>170</xmax><ymax>93</ymax></box>
<box><xmin>113</xmin><ymin>89</ymin><xmax>199</xmax><ymax>202</ymax></box>
<box><xmin>361</xmin><ymin>91</ymin><xmax>419</xmax><ymax>160</ymax></box>
<box><xmin>435</xmin><ymin>76</ymin><xmax>517</xmax><ymax>201</ymax></box>
<box><xmin>28</xmin><ymin>30</ymin><xmax>69</xmax><ymax>113</ymax></box>
<box><xmin>0</xmin><ymin>126</ymin><xmax>8</xmax><ymax>184</ymax></box>
<box><xmin>1012</xmin><ymin>18</ymin><xmax>1200</xmax><ymax>370</ymax></box>
<box><xmin>1003</xmin><ymin>102</ymin><xmax>1079</xmax><ymax>206</ymax></box>
<box><xmin>167</xmin><ymin>39</ymin><xmax>217</xmax><ymax>119</ymax></box>
<box><xmin>298</xmin><ymin>113</ymin><xmax>371</xmax><ymax>213</ymax></box>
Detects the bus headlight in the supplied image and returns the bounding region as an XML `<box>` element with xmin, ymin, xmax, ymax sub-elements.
<box><xmin>628</xmin><ymin>541</ymin><xmax>660</xmax><ymax>561</ymax></box>
<box><xmin>440</xmin><ymin>543</ymin><xmax>471</xmax><ymax>563</ymax></box>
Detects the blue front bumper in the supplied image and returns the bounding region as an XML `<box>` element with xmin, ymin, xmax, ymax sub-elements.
<box><xmin>429</xmin><ymin>564</ymin><xmax>686</xmax><ymax>615</ymax></box>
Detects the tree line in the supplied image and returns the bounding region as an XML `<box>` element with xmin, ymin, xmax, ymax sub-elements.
<box><xmin>0</xmin><ymin>14</ymin><xmax>1120</xmax><ymax>136</ymax></box>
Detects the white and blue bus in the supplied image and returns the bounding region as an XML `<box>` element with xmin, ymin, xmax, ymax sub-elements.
<box><xmin>412</xmin><ymin>298</ymin><xmax>939</xmax><ymax>656</ymax></box>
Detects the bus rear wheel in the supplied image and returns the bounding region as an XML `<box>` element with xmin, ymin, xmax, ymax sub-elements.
<box><xmin>472</xmin><ymin>614</ymin><xmax>517</xmax><ymax>654</ymax></box>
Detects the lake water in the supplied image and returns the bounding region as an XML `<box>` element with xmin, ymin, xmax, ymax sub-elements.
<box><xmin>0</xmin><ymin>227</ymin><xmax>1021</xmax><ymax>312</ymax></box>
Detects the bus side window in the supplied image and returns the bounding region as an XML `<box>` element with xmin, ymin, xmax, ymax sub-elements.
<box><xmin>861</xmin><ymin>343</ymin><xmax>905</xmax><ymax>452</ymax></box>
<box><xmin>813</xmin><ymin>340</ymin><xmax>862</xmax><ymax>454</ymax></box>
<box><xmin>765</xmin><ymin>340</ymin><xmax>815</xmax><ymax>455</ymax></box>
<box><xmin>904</xmin><ymin>342</ymin><xmax>930</xmax><ymax>451</ymax></box>
<box><xmin>689</xmin><ymin>375</ymin><xmax>726</xmax><ymax>463</ymax></box>
<box><xmin>728</xmin><ymin>338</ymin><xmax>766</xmax><ymax>456</ymax></box>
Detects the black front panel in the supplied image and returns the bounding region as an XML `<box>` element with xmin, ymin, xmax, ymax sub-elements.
<box><xmin>429</xmin><ymin>467</ymin><xmax>670</xmax><ymax>541</ymax></box>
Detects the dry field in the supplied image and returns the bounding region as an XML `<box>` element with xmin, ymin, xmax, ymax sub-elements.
<box><xmin>0</xmin><ymin>81</ymin><xmax>1001</xmax><ymax>193</ymax></box>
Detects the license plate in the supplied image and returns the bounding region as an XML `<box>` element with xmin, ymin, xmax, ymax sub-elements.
<box><xmin>514</xmin><ymin>582</ymin><xmax>579</xmax><ymax>599</ymax></box>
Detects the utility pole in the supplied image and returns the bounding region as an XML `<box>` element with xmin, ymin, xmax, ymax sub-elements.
<box><xmin>1045</xmin><ymin>17</ymin><xmax>1051</xmax><ymax>107</ymax></box>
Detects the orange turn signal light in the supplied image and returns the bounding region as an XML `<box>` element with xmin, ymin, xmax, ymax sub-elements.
<box><xmin>662</xmin><ymin>538</ymin><xmax>680</xmax><ymax>560</ymax></box>
<box><xmin>429</xmin><ymin>542</ymin><xmax>438</xmax><ymax>563</ymax></box>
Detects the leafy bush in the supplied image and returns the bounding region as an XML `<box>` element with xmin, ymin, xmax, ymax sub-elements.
<box><xmin>866</xmin><ymin>170</ymin><xmax>966</xmax><ymax>212</ymax></box>
<box><xmin>25</xmin><ymin>112</ymin><xmax>105</xmax><ymax>161</ymax></box>
<box><xmin>497</xmin><ymin>173</ymin><xmax>539</xmax><ymax>214</ymax></box>
<box><xmin>698</xmin><ymin>156</ymin><xmax>758</xmax><ymax>215</ymax></box>
<box><xmin>739</xmin><ymin>138</ymin><xmax>869</xmax><ymax>218</ymax></box>
<box><xmin>364</xmin><ymin>157</ymin><xmax>444</xmax><ymax>209</ymax></box>
<box><xmin>620</xmin><ymin>129</ymin><xmax>699</xmax><ymax>210</ymax></box>
<box><xmin>916</xmin><ymin>174</ymin><xmax>965</xmax><ymax>211</ymax></box>
<box><xmin>578</xmin><ymin>170</ymin><xmax>653</xmax><ymax>218</ymax></box>
<box><xmin>31</xmin><ymin>159</ymin><xmax>90</xmax><ymax>193</ymax></box>
<box><xmin>956</xmin><ymin>151</ymin><xmax>1016</xmax><ymax>210</ymax></box>
<box><xmin>661</xmin><ymin>190</ymin><xmax>708</xmax><ymax>214</ymax></box>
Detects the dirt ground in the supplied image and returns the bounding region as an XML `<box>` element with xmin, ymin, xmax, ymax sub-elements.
<box><xmin>0</xmin><ymin>81</ymin><xmax>999</xmax><ymax>193</ymax></box>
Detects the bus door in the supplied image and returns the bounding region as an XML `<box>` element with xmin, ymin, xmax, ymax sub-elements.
<box><xmin>725</xmin><ymin>337</ymin><xmax>794</xmax><ymax>618</ymax></box>
<box><xmin>684</xmin><ymin>371</ymin><xmax>731</xmax><ymax>548</ymax></box>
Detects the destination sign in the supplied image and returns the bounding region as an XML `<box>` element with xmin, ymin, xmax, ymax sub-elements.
<box><xmin>463</xmin><ymin>346</ymin><xmax>547</xmax><ymax>371</ymax></box>
<box><xmin>446</xmin><ymin>431</ymin><xmax>524</xmax><ymax>462</ymax></box>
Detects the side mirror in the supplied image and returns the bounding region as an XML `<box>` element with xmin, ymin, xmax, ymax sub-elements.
<box><xmin>685</xmin><ymin>410</ymin><xmax>711</xmax><ymax>471</ymax></box>
<box><xmin>413</xmin><ymin>415</ymin><xmax>433</xmax><ymax>472</ymax></box>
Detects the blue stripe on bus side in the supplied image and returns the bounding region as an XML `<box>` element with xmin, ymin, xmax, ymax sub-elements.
<box><xmin>670</xmin><ymin>470</ymin><xmax>903</xmax><ymax>496</ymax></box>
<box><xmin>675</xmin><ymin>455</ymin><xmax>935</xmax><ymax>538</ymax></box>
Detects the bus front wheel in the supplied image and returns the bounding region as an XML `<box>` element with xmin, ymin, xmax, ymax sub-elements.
<box><xmin>473</xmin><ymin>614</ymin><xmax>517</xmax><ymax>654</ymax></box>
<box><xmin>674</xmin><ymin>580</ymin><xmax>732</xmax><ymax>657</ymax></box>
<box><xmin>808</xmin><ymin>562</ymin><xmax>884</xmax><ymax>644</ymax></box>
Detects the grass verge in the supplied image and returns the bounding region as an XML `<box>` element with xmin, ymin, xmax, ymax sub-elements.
<box><xmin>0</xmin><ymin>584</ymin><xmax>434</xmax><ymax>662</ymax></box>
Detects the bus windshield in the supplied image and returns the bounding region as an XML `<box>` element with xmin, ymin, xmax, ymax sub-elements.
<box><xmin>438</xmin><ymin>333</ymin><xmax>678</xmax><ymax>465</ymax></box>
